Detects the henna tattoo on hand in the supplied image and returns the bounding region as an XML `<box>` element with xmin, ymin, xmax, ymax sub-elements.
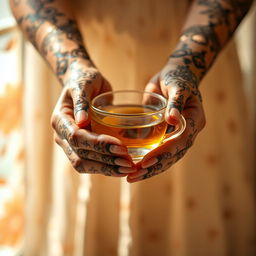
<box><xmin>164</xmin><ymin>65</ymin><xmax>201</xmax><ymax>111</ymax></box>
<box><xmin>171</xmin><ymin>44</ymin><xmax>207</xmax><ymax>70</ymax></box>
<box><xmin>66</xmin><ymin>62</ymin><xmax>98</xmax><ymax>90</ymax></box>
<box><xmin>101</xmin><ymin>165</ymin><xmax>121</xmax><ymax>176</ymax></box>
<box><xmin>142</xmin><ymin>117</ymin><xmax>198</xmax><ymax>180</ymax></box>
<box><xmin>56</xmin><ymin>118</ymin><xmax>79</xmax><ymax>147</ymax></box>
<box><xmin>164</xmin><ymin>65</ymin><xmax>198</xmax><ymax>89</ymax></box>
<box><xmin>77</xmin><ymin>149</ymin><xmax>116</xmax><ymax>165</ymax></box>
<box><xmin>77</xmin><ymin>149</ymin><xmax>90</xmax><ymax>160</ymax></box>
<box><xmin>74</xmin><ymin>95</ymin><xmax>89</xmax><ymax>115</ymax></box>
<box><xmin>75</xmin><ymin>138</ymin><xmax>114</xmax><ymax>155</ymax></box>
<box><xmin>93</xmin><ymin>141</ymin><xmax>112</xmax><ymax>155</ymax></box>
<box><xmin>57</xmin><ymin>118</ymin><xmax>72</xmax><ymax>140</ymax></box>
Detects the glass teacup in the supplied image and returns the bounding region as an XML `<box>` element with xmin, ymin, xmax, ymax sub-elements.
<box><xmin>90</xmin><ymin>90</ymin><xmax>186</xmax><ymax>162</ymax></box>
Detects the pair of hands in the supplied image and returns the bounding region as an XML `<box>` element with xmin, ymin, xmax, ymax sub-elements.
<box><xmin>51</xmin><ymin>60</ymin><xmax>206</xmax><ymax>182</ymax></box>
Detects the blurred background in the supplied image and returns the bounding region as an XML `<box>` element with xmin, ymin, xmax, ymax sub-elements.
<box><xmin>0</xmin><ymin>1</ymin><xmax>24</xmax><ymax>255</ymax></box>
<box><xmin>0</xmin><ymin>0</ymin><xmax>255</xmax><ymax>256</ymax></box>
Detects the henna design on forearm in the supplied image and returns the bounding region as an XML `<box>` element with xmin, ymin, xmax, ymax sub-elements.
<box><xmin>198</xmin><ymin>0</ymin><xmax>252</xmax><ymax>30</ymax></box>
<box><xmin>166</xmin><ymin>0</ymin><xmax>252</xmax><ymax>101</ymax></box>
<box><xmin>41</xmin><ymin>24</ymin><xmax>90</xmax><ymax>76</ymax></box>
<box><xmin>13</xmin><ymin>0</ymin><xmax>91</xmax><ymax>84</ymax></box>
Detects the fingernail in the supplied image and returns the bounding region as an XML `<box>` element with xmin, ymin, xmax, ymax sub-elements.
<box><xmin>76</xmin><ymin>110</ymin><xmax>88</xmax><ymax>124</ymax></box>
<box><xmin>110</xmin><ymin>145</ymin><xmax>128</xmax><ymax>155</ymax></box>
<box><xmin>119</xmin><ymin>167</ymin><xmax>137</xmax><ymax>174</ymax></box>
<box><xmin>167</xmin><ymin>108</ymin><xmax>180</xmax><ymax>125</ymax></box>
<box><xmin>128</xmin><ymin>169</ymin><xmax>148</xmax><ymax>179</ymax></box>
<box><xmin>141</xmin><ymin>158</ymin><xmax>158</xmax><ymax>168</ymax></box>
<box><xmin>169</xmin><ymin>108</ymin><xmax>180</xmax><ymax>119</ymax></box>
<box><xmin>115</xmin><ymin>158</ymin><xmax>133</xmax><ymax>167</ymax></box>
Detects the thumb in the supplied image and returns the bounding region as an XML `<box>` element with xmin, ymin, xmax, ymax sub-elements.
<box><xmin>165</xmin><ymin>86</ymin><xmax>189</xmax><ymax>125</ymax></box>
<box><xmin>72</xmin><ymin>89</ymin><xmax>90</xmax><ymax>128</ymax></box>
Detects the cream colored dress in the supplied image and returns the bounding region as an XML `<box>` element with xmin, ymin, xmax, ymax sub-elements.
<box><xmin>21</xmin><ymin>0</ymin><xmax>256</xmax><ymax>256</ymax></box>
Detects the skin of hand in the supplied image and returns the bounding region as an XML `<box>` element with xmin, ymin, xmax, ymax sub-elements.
<box><xmin>127</xmin><ymin>61</ymin><xmax>206</xmax><ymax>183</ymax></box>
<box><xmin>51</xmin><ymin>61</ymin><xmax>137</xmax><ymax>176</ymax></box>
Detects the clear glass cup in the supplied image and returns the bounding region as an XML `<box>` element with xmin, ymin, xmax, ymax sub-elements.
<box><xmin>90</xmin><ymin>90</ymin><xmax>186</xmax><ymax>162</ymax></box>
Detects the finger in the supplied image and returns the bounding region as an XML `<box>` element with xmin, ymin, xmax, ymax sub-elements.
<box><xmin>71</xmin><ymin>89</ymin><xmax>90</xmax><ymax>127</ymax></box>
<box><xmin>126</xmin><ymin>169</ymin><xmax>148</xmax><ymax>183</ymax></box>
<box><xmin>53</xmin><ymin>113</ymin><xmax>80</xmax><ymax>147</ymax></box>
<box><xmin>165</xmin><ymin>85</ymin><xmax>190</xmax><ymax>125</ymax></box>
<box><xmin>55</xmin><ymin>137</ymin><xmax>136</xmax><ymax>176</ymax></box>
<box><xmin>76</xmin><ymin>149</ymin><xmax>133</xmax><ymax>167</ymax></box>
<box><xmin>80</xmin><ymin>132</ymin><xmax>130</xmax><ymax>156</ymax></box>
<box><xmin>53</xmin><ymin>114</ymin><xmax>129</xmax><ymax>156</ymax></box>
<box><xmin>67</xmin><ymin>67</ymin><xmax>101</xmax><ymax>127</ymax></box>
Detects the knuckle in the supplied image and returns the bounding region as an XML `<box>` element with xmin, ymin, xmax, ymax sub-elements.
<box><xmin>102</xmin><ymin>155</ymin><xmax>115</xmax><ymax>165</ymax></box>
<box><xmin>74</xmin><ymin>98</ymin><xmax>89</xmax><ymax>113</ymax></box>
<box><xmin>93</xmin><ymin>136</ymin><xmax>108</xmax><ymax>154</ymax></box>
<box><xmin>72</xmin><ymin>158</ymin><xmax>83</xmax><ymax>172</ymax></box>
<box><xmin>68</xmin><ymin>129</ymin><xmax>80</xmax><ymax>147</ymax></box>
<box><xmin>77</xmin><ymin>149</ymin><xmax>90</xmax><ymax>160</ymax></box>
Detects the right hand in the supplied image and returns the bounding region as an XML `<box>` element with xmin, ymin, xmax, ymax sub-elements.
<box><xmin>51</xmin><ymin>62</ymin><xmax>136</xmax><ymax>176</ymax></box>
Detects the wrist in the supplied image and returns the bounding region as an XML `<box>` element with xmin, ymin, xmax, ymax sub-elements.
<box><xmin>59</xmin><ymin>58</ymin><xmax>96</xmax><ymax>86</ymax></box>
<box><xmin>161</xmin><ymin>59</ymin><xmax>200</xmax><ymax>90</ymax></box>
<box><xmin>165</xmin><ymin>54</ymin><xmax>202</xmax><ymax>86</ymax></box>
<box><xmin>61</xmin><ymin>59</ymin><xmax>98</xmax><ymax>88</ymax></box>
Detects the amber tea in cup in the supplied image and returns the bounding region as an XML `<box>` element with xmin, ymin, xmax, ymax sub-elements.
<box><xmin>90</xmin><ymin>90</ymin><xmax>186</xmax><ymax>162</ymax></box>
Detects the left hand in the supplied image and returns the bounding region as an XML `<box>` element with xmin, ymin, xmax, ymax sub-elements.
<box><xmin>127</xmin><ymin>62</ymin><xmax>206</xmax><ymax>182</ymax></box>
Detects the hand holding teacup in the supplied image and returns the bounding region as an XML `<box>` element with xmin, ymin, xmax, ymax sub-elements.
<box><xmin>51</xmin><ymin>64</ymin><xmax>137</xmax><ymax>177</ymax></box>
<box><xmin>127</xmin><ymin>62</ymin><xmax>206</xmax><ymax>182</ymax></box>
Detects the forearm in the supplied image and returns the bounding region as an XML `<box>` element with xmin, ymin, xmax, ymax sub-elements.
<box><xmin>10</xmin><ymin>0</ymin><xmax>93</xmax><ymax>85</ymax></box>
<box><xmin>168</xmin><ymin>0</ymin><xmax>253</xmax><ymax>83</ymax></box>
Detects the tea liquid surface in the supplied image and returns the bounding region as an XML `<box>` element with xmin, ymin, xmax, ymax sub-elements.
<box><xmin>91</xmin><ymin>105</ymin><xmax>167</xmax><ymax>149</ymax></box>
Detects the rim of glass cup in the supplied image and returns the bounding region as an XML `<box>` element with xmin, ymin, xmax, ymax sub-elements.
<box><xmin>90</xmin><ymin>90</ymin><xmax>168</xmax><ymax>117</ymax></box>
